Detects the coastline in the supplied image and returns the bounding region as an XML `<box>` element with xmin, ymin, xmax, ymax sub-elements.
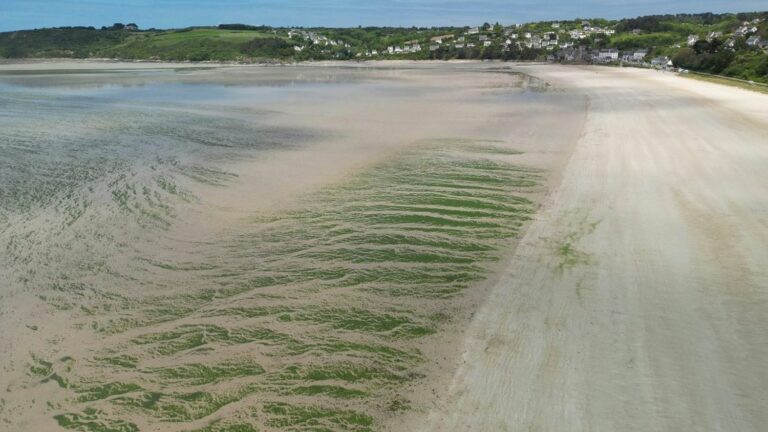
<box><xmin>3</xmin><ymin>61</ymin><xmax>767</xmax><ymax>431</ymax></box>
<box><xmin>417</xmin><ymin>64</ymin><xmax>768</xmax><ymax>431</ymax></box>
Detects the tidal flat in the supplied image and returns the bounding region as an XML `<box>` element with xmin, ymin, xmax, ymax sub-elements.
<box><xmin>0</xmin><ymin>62</ymin><xmax>586</xmax><ymax>431</ymax></box>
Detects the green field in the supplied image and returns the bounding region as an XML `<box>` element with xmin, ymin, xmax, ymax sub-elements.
<box><xmin>0</xmin><ymin>27</ymin><xmax>294</xmax><ymax>61</ymax></box>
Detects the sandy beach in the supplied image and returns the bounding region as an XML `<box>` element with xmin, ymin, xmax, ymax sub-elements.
<box><xmin>419</xmin><ymin>65</ymin><xmax>768</xmax><ymax>431</ymax></box>
<box><xmin>1</xmin><ymin>61</ymin><xmax>766</xmax><ymax>431</ymax></box>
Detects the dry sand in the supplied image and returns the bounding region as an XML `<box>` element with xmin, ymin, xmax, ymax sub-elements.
<box><xmin>420</xmin><ymin>65</ymin><xmax>768</xmax><ymax>431</ymax></box>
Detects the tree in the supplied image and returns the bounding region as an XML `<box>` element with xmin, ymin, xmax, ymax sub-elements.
<box><xmin>112</xmin><ymin>23</ymin><xmax>125</xmax><ymax>30</ymax></box>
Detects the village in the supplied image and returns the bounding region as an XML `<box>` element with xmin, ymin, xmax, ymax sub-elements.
<box><xmin>285</xmin><ymin>16</ymin><xmax>767</xmax><ymax>71</ymax></box>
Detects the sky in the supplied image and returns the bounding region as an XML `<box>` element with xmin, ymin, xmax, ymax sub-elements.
<box><xmin>1</xmin><ymin>0</ymin><xmax>766</xmax><ymax>32</ymax></box>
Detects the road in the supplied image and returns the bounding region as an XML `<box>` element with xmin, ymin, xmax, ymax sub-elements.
<box><xmin>424</xmin><ymin>66</ymin><xmax>768</xmax><ymax>431</ymax></box>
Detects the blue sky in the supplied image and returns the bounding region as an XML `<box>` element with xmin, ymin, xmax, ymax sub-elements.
<box><xmin>1</xmin><ymin>0</ymin><xmax>765</xmax><ymax>32</ymax></box>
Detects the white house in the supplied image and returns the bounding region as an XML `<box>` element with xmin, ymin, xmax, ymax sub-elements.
<box><xmin>467</xmin><ymin>27</ymin><xmax>480</xmax><ymax>35</ymax></box>
<box><xmin>569</xmin><ymin>30</ymin><xmax>586</xmax><ymax>40</ymax></box>
<box><xmin>687</xmin><ymin>35</ymin><xmax>699</xmax><ymax>46</ymax></box>
<box><xmin>597</xmin><ymin>49</ymin><xmax>619</xmax><ymax>61</ymax></box>
<box><xmin>431</xmin><ymin>34</ymin><xmax>453</xmax><ymax>44</ymax></box>
<box><xmin>707</xmin><ymin>31</ymin><xmax>723</xmax><ymax>41</ymax></box>
<box><xmin>651</xmin><ymin>56</ymin><xmax>670</xmax><ymax>67</ymax></box>
<box><xmin>746</xmin><ymin>36</ymin><xmax>761</xmax><ymax>47</ymax></box>
<box><xmin>484</xmin><ymin>40</ymin><xmax>492</xmax><ymax>47</ymax></box>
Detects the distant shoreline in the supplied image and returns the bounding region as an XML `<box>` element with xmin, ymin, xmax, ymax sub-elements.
<box><xmin>0</xmin><ymin>57</ymin><xmax>550</xmax><ymax>70</ymax></box>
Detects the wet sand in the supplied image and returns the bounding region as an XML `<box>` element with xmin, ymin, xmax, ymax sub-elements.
<box><xmin>0</xmin><ymin>61</ymin><xmax>583</xmax><ymax>431</ymax></box>
<box><xmin>422</xmin><ymin>65</ymin><xmax>768</xmax><ymax>431</ymax></box>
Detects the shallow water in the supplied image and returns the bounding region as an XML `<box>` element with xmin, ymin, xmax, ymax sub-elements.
<box><xmin>0</xmin><ymin>65</ymin><xmax>565</xmax><ymax>431</ymax></box>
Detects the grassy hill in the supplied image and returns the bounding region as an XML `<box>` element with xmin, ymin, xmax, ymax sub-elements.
<box><xmin>1</xmin><ymin>14</ymin><xmax>766</xmax><ymax>82</ymax></box>
<box><xmin>0</xmin><ymin>26</ymin><xmax>296</xmax><ymax>61</ymax></box>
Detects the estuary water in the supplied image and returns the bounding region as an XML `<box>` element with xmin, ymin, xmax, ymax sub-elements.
<box><xmin>0</xmin><ymin>63</ymin><xmax>586</xmax><ymax>431</ymax></box>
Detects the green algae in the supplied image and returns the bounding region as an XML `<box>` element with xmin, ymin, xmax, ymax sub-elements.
<box><xmin>37</xmin><ymin>139</ymin><xmax>539</xmax><ymax>431</ymax></box>
<box><xmin>278</xmin><ymin>307</ymin><xmax>434</xmax><ymax>338</ymax></box>
<box><xmin>263</xmin><ymin>402</ymin><xmax>373</xmax><ymax>431</ymax></box>
<box><xmin>289</xmin><ymin>385</ymin><xmax>368</xmax><ymax>399</ymax></box>
<box><xmin>76</xmin><ymin>382</ymin><xmax>143</xmax><ymax>402</ymax></box>
<box><xmin>55</xmin><ymin>408</ymin><xmax>139</xmax><ymax>432</ymax></box>
<box><xmin>148</xmin><ymin>360</ymin><xmax>265</xmax><ymax>385</ymax></box>
<box><xmin>273</xmin><ymin>364</ymin><xmax>408</xmax><ymax>384</ymax></box>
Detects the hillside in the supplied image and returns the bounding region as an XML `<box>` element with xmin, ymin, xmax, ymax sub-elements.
<box><xmin>1</xmin><ymin>12</ymin><xmax>767</xmax><ymax>82</ymax></box>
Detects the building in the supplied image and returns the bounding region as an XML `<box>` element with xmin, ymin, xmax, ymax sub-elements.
<box><xmin>746</xmin><ymin>36</ymin><xmax>761</xmax><ymax>47</ymax></box>
<box><xmin>597</xmin><ymin>48</ymin><xmax>619</xmax><ymax>62</ymax></box>
<box><xmin>633</xmin><ymin>50</ymin><xmax>648</xmax><ymax>61</ymax></box>
<box><xmin>687</xmin><ymin>35</ymin><xmax>699</xmax><ymax>47</ymax></box>
<box><xmin>430</xmin><ymin>34</ymin><xmax>454</xmax><ymax>44</ymax></box>
<box><xmin>707</xmin><ymin>31</ymin><xmax>723</xmax><ymax>41</ymax></box>
<box><xmin>467</xmin><ymin>27</ymin><xmax>480</xmax><ymax>35</ymax></box>
<box><xmin>484</xmin><ymin>40</ymin><xmax>492</xmax><ymax>47</ymax></box>
<box><xmin>651</xmin><ymin>56</ymin><xmax>671</xmax><ymax>67</ymax></box>
<box><xmin>125</xmin><ymin>23</ymin><xmax>138</xmax><ymax>31</ymax></box>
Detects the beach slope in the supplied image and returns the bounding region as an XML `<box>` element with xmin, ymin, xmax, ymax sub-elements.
<box><xmin>425</xmin><ymin>65</ymin><xmax>768</xmax><ymax>432</ymax></box>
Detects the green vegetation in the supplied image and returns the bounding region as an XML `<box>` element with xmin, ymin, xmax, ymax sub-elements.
<box><xmin>147</xmin><ymin>360</ymin><xmax>265</xmax><ymax>385</ymax></box>
<box><xmin>289</xmin><ymin>385</ymin><xmax>368</xmax><ymax>399</ymax></box>
<box><xmin>76</xmin><ymin>382</ymin><xmax>143</xmax><ymax>402</ymax></box>
<box><xmin>28</xmin><ymin>140</ymin><xmax>537</xmax><ymax>431</ymax></box>
<box><xmin>0</xmin><ymin>27</ymin><xmax>294</xmax><ymax>61</ymax></box>
<box><xmin>263</xmin><ymin>402</ymin><xmax>373</xmax><ymax>431</ymax></box>
<box><xmin>680</xmin><ymin>70</ymin><xmax>768</xmax><ymax>94</ymax></box>
<box><xmin>1</xmin><ymin>12</ymin><xmax>765</xmax><ymax>81</ymax></box>
<box><xmin>194</xmin><ymin>421</ymin><xmax>260</xmax><ymax>432</ymax></box>
<box><xmin>55</xmin><ymin>408</ymin><xmax>139</xmax><ymax>432</ymax></box>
